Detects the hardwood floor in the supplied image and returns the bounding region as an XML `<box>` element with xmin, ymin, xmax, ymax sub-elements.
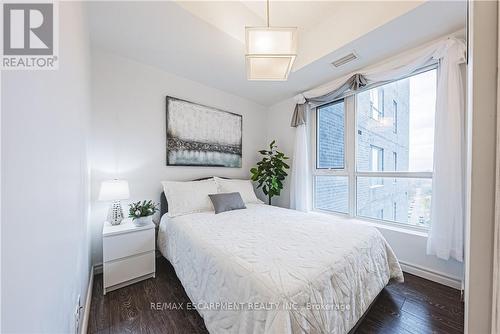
<box><xmin>88</xmin><ymin>257</ymin><xmax>464</xmax><ymax>334</ymax></box>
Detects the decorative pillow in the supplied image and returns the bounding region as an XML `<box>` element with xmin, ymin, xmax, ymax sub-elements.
<box><xmin>214</xmin><ymin>177</ymin><xmax>263</xmax><ymax>204</ymax></box>
<box><xmin>208</xmin><ymin>192</ymin><xmax>246</xmax><ymax>214</ymax></box>
<box><xmin>161</xmin><ymin>179</ymin><xmax>217</xmax><ymax>217</ymax></box>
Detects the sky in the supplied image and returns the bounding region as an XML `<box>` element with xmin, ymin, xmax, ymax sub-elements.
<box><xmin>408</xmin><ymin>69</ymin><xmax>436</xmax><ymax>172</ymax></box>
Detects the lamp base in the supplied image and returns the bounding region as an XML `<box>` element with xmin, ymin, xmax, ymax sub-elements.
<box><xmin>107</xmin><ymin>200</ymin><xmax>124</xmax><ymax>225</ymax></box>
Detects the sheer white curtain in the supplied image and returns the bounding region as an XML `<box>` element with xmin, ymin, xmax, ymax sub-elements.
<box><xmin>290</xmin><ymin>37</ymin><xmax>466</xmax><ymax>261</ymax></box>
<box><xmin>426</xmin><ymin>41</ymin><xmax>466</xmax><ymax>262</ymax></box>
<box><xmin>290</xmin><ymin>105</ymin><xmax>311</xmax><ymax>212</ymax></box>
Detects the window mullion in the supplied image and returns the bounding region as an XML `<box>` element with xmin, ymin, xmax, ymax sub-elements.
<box><xmin>346</xmin><ymin>95</ymin><xmax>356</xmax><ymax>218</ymax></box>
<box><xmin>356</xmin><ymin>171</ymin><xmax>433</xmax><ymax>178</ymax></box>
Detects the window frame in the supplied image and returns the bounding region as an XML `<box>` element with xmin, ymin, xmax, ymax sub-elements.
<box><xmin>312</xmin><ymin>96</ymin><xmax>353</xmax><ymax>217</ymax></box>
<box><xmin>312</xmin><ymin>64</ymin><xmax>437</xmax><ymax>231</ymax></box>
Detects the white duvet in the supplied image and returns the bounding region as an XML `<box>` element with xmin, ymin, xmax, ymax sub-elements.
<box><xmin>158</xmin><ymin>204</ymin><xmax>403</xmax><ymax>334</ymax></box>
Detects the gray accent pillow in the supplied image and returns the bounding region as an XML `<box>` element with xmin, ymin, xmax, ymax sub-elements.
<box><xmin>209</xmin><ymin>192</ymin><xmax>246</xmax><ymax>214</ymax></box>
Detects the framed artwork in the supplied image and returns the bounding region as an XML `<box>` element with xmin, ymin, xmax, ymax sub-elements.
<box><xmin>166</xmin><ymin>96</ymin><xmax>242</xmax><ymax>167</ymax></box>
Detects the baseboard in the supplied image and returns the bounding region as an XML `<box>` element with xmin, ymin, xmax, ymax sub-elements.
<box><xmin>80</xmin><ymin>266</ymin><xmax>94</xmax><ymax>334</ymax></box>
<box><xmin>399</xmin><ymin>261</ymin><xmax>462</xmax><ymax>290</ymax></box>
<box><xmin>94</xmin><ymin>263</ymin><xmax>103</xmax><ymax>275</ymax></box>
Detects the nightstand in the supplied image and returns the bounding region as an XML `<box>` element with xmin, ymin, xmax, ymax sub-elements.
<box><xmin>102</xmin><ymin>219</ymin><xmax>155</xmax><ymax>294</ymax></box>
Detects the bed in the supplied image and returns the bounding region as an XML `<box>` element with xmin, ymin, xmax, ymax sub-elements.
<box><xmin>157</xmin><ymin>185</ymin><xmax>403</xmax><ymax>334</ymax></box>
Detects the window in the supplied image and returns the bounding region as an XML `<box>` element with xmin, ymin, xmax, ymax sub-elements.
<box><xmin>314</xmin><ymin>176</ymin><xmax>348</xmax><ymax>214</ymax></box>
<box><xmin>370</xmin><ymin>88</ymin><xmax>384</xmax><ymax>121</ymax></box>
<box><xmin>314</xmin><ymin>99</ymin><xmax>349</xmax><ymax>214</ymax></box>
<box><xmin>393</xmin><ymin>100</ymin><xmax>398</xmax><ymax>133</ymax></box>
<box><xmin>392</xmin><ymin>152</ymin><xmax>398</xmax><ymax>184</ymax></box>
<box><xmin>317</xmin><ymin>100</ymin><xmax>345</xmax><ymax>169</ymax></box>
<box><xmin>370</xmin><ymin>146</ymin><xmax>384</xmax><ymax>171</ymax></box>
<box><xmin>370</xmin><ymin>146</ymin><xmax>384</xmax><ymax>187</ymax></box>
<box><xmin>314</xmin><ymin>67</ymin><xmax>436</xmax><ymax>229</ymax></box>
<box><xmin>393</xmin><ymin>202</ymin><xmax>397</xmax><ymax>221</ymax></box>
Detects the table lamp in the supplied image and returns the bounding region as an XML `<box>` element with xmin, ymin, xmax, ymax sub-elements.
<box><xmin>98</xmin><ymin>179</ymin><xmax>130</xmax><ymax>225</ymax></box>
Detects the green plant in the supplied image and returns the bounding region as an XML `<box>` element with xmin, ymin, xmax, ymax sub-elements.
<box><xmin>128</xmin><ymin>200</ymin><xmax>159</xmax><ymax>220</ymax></box>
<box><xmin>250</xmin><ymin>140</ymin><xmax>290</xmax><ymax>205</ymax></box>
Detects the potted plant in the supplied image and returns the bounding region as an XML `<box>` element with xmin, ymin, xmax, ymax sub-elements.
<box><xmin>128</xmin><ymin>200</ymin><xmax>159</xmax><ymax>226</ymax></box>
<box><xmin>250</xmin><ymin>140</ymin><xmax>290</xmax><ymax>205</ymax></box>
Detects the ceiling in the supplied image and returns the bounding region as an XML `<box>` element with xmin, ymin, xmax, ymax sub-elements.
<box><xmin>177</xmin><ymin>1</ymin><xmax>340</xmax><ymax>43</ymax></box>
<box><xmin>241</xmin><ymin>1</ymin><xmax>342</xmax><ymax>34</ymax></box>
<box><xmin>87</xmin><ymin>1</ymin><xmax>466</xmax><ymax>106</ymax></box>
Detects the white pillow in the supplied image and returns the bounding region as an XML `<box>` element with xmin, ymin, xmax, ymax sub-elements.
<box><xmin>214</xmin><ymin>177</ymin><xmax>263</xmax><ymax>204</ymax></box>
<box><xmin>161</xmin><ymin>179</ymin><xmax>218</xmax><ymax>217</ymax></box>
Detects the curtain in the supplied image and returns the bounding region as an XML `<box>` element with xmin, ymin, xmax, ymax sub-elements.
<box><xmin>293</xmin><ymin>38</ymin><xmax>464</xmax><ymax>106</ymax></box>
<box><xmin>289</xmin><ymin>36</ymin><xmax>466</xmax><ymax>262</ymax></box>
<box><xmin>426</xmin><ymin>40</ymin><xmax>466</xmax><ymax>262</ymax></box>
<box><xmin>290</xmin><ymin>104</ymin><xmax>311</xmax><ymax>212</ymax></box>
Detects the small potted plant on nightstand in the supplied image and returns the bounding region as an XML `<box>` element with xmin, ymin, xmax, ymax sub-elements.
<box><xmin>128</xmin><ymin>200</ymin><xmax>159</xmax><ymax>226</ymax></box>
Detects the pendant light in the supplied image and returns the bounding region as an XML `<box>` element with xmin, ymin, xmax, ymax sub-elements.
<box><xmin>245</xmin><ymin>0</ymin><xmax>297</xmax><ymax>81</ymax></box>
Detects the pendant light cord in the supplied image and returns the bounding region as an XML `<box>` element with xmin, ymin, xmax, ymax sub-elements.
<box><xmin>266</xmin><ymin>0</ymin><xmax>270</xmax><ymax>27</ymax></box>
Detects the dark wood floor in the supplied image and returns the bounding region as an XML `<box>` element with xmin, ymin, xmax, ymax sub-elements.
<box><xmin>89</xmin><ymin>257</ymin><xmax>464</xmax><ymax>334</ymax></box>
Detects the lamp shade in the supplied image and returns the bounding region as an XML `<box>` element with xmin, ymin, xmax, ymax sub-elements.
<box><xmin>98</xmin><ymin>180</ymin><xmax>130</xmax><ymax>201</ymax></box>
<box><xmin>245</xmin><ymin>27</ymin><xmax>297</xmax><ymax>81</ymax></box>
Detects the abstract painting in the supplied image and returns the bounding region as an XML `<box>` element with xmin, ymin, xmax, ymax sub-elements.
<box><xmin>166</xmin><ymin>97</ymin><xmax>242</xmax><ymax>167</ymax></box>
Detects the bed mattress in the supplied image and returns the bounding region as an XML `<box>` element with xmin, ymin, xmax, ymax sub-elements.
<box><xmin>158</xmin><ymin>204</ymin><xmax>403</xmax><ymax>334</ymax></box>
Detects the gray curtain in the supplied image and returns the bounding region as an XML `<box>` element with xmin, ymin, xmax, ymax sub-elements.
<box><xmin>290</xmin><ymin>73</ymin><xmax>367</xmax><ymax>127</ymax></box>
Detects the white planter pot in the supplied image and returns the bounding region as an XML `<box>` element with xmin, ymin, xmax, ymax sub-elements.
<box><xmin>133</xmin><ymin>215</ymin><xmax>152</xmax><ymax>226</ymax></box>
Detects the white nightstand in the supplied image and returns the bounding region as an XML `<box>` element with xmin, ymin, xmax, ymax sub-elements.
<box><xmin>102</xmin><ymin>219</ymin><xmax>155</xmax><ymax>294</ymax></box>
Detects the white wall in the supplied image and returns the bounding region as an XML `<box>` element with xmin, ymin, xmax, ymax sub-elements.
<box><xmin>266</xmin><ymin>97</ymin><xmax>464</xmax><ymax>285</ymax></box>
<box><xmin>265</xmin><ymin>98</ymin><xmax>297</xmax><ymax>209</ymax></box>
<box><xmin>1</xmin><ymin>2</ymin><xmax>92</xmax><ymax>333</ymax></box>
<box><xmin>464</xmin><ymin>1</ymin><xmax>498</xmax><ymax>333</ymax></box>
<box><xmin>90</xmin><ymin>49</ymin><xmax>268</xmax><ymax>265</ymax></box>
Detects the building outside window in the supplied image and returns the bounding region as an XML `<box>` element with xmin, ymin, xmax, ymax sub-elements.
<box><xmin>314</xmin><ymin>67</ymin><xmax>436</xmax><ymax>229</ymax></box>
